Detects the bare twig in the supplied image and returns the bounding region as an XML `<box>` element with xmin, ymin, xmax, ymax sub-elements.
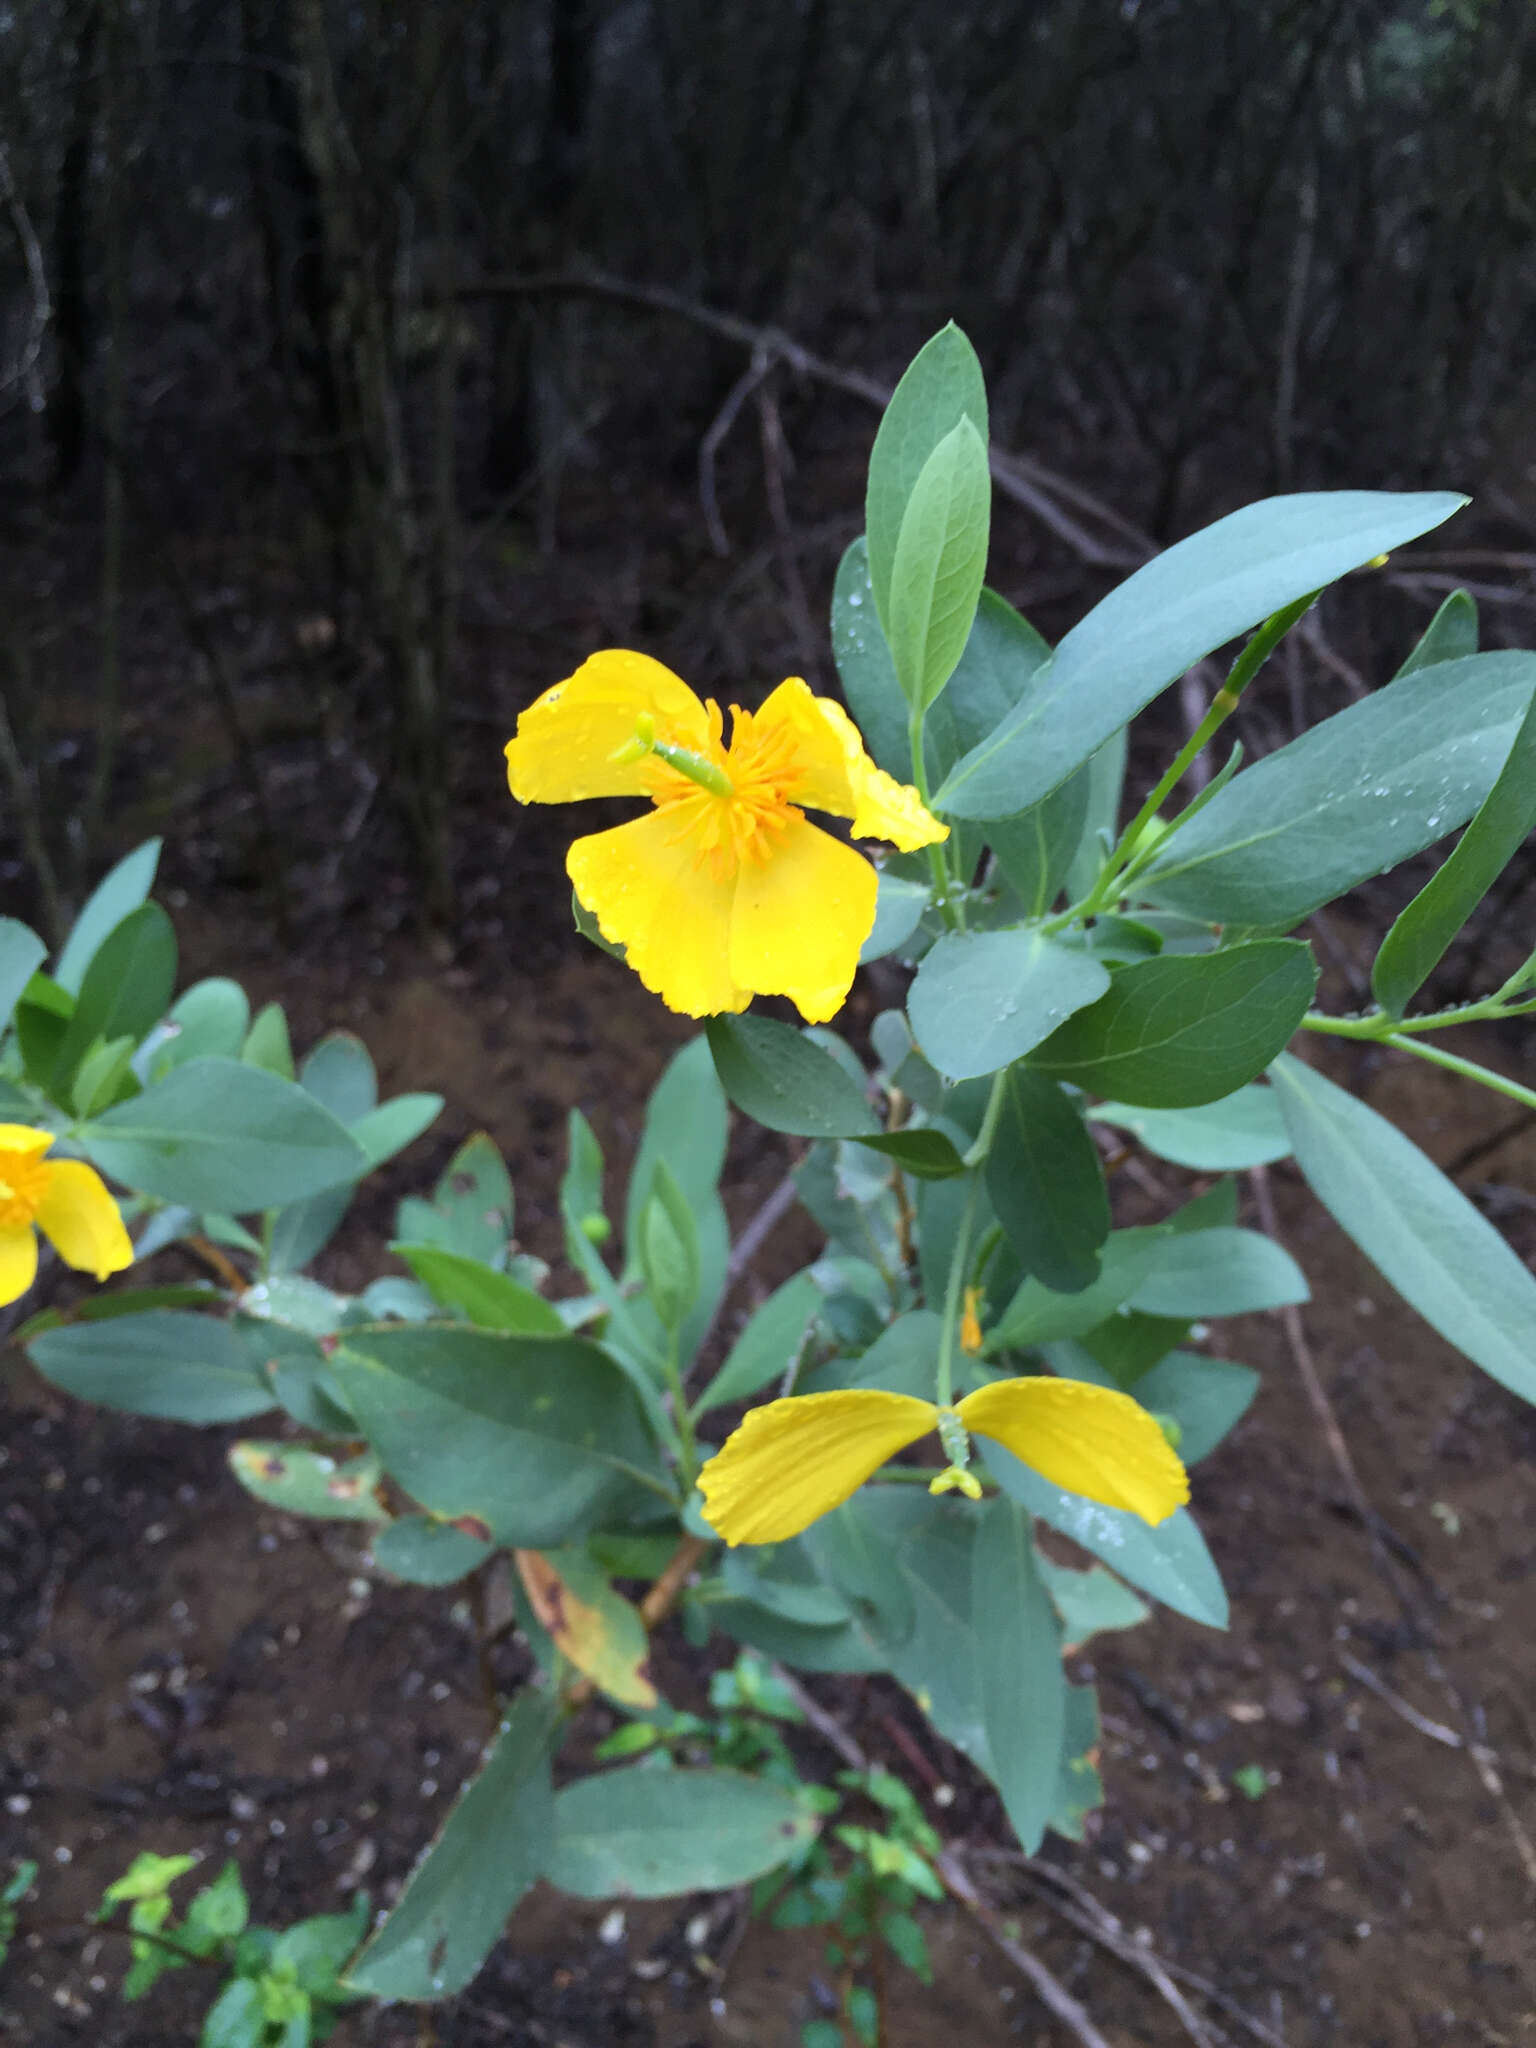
<box><xmin>934</xmin><ymin>1848</ymin><xmax>1117</xmax><ymax>2048</ymax></box>
<box><xmin>756</xmin><ymin>377</ymin><xmax>822</xmax><ymax>683</ymax></box>
<box><xmin>698</xmin><ymin>347</ymin><xmax>775</xmax><ymax>556</ymax></box>
<box><xmin>0</xmin><ymin>654</ymin><xmax>67</xmax><ymax>944</ymax></box>
<box><xmin>1336</xmin><ymin>1649</ymin><xmax>1462</xmax><ymax>1748</ymax></box>
<box><xmin>0</xmin><ymin>142</ymin><xmax>51</xmax><ymax>411</ymax></box>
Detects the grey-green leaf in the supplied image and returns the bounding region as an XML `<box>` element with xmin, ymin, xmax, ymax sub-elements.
<box><xmin>0</xmin><ymin>919</ymin><xmax>45</xmax><ymax>1036</ymax></box>
<box><xmin>908</xmin><ymin>929</ymin><xmax>1109</xmax><ymax>1082</ymax></box>
<box><xmin>345</xmin><ymin>1692</ymin><xmax>556</xmax><ymax>1999</ymax></box>
<box><xmin>972</xmin><ymin>1496</ymin><xmax>1064</xmax><ymax>1852</ymax></box>
<box><xmin>29</xmin><ymin>1311</ymin><xmax>275</xmax><ymax>1424</ymax></box>
<box><xmin>53</xmin><ymin>839</ymin><xmax>162</xmax><ymax>994</ymax></box>
<box><xmin>1126</xmin><ymin>1226</ymin><xmax>1309</xmax><ymax>1317</ymax></box>
<box><xmin>934</xmin><ymin>491</ymin><xmax>1466</xmax><ymax>820</ymax></box>
<box><xmin>1371</xmin><ymin>684</ymin><xmax>1536</xmax><ymax>1017</ymax></box>
<box><xmin>1090</xmin><ymin>1085</ymin><xmax>1291</xmax><ymax>1170</ymax></box>
<box><xmin>1392</xmin><ymin>588</ymin><xmax>1477</xmax><ymax>679</ymax></box>
<box><xmin>77</xmin><ymin>1057</ymin><xmax>368</xmax><ymax>1213</ymax></box>
<box><xmin>1026</xmin><ymin>942</ymin><xmax>1317</xmax><ymax>1108</ymax></box>
<box><xmin>1271</xmin><ymin>1052</ymin><xmax>1536</xmax><ymax>1405</ymax></box>
<box><xmin>886</xmin><ymin>417</ymin><xmax>991</xmax><ymax>712</ymax></box>
<box><xmin>1137</xmin><ymin>651</ymin><xmax>1536</xmax><ymax>929</ymax></box>
<box><xmin>865</xmin><ymin>323</ymin><xmax>987</xmax><ymax>637</ymax></box>
<box><xmin>546</xmin><ymin>1763</ymin><xmax>818</xmax><ymax>1898</ymax></box>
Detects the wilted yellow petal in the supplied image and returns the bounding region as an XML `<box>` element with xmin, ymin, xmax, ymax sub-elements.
<box><xmin>729</xmin><ymin>815</ymin><xmax>877</xmax><ymax>1025</ymax></box>
<box><xmin>0</xmin><ymin>1224</ymin><xmax>38</xmax><ymax>1305</ymax></box>
<box><xmin>698</xmin><ymin>1388</ymin><xmax>938</xmax><ymax>1546</ymax></box>
<box><xmin>35</xmin><ymin>1159</ymin><xmax>133</xmax><ymax>1282</ymax></box>
<box><xmin>958</xmin><ymin>1376</ymin><xmax>1189</xmax><ymax>1525</ymax></box>
<box><xmin>568</xmin><ymin>809</ymin><xmax>748</xmax><ymax>1019</ymax></box>
<box><xmin>505</xmin><ymin>650</ymin><xmax>713</xmax><ymax>803</ymax></box>
<box><xmin>0</xmin><ymin>1125</ymin><xmax>54</xmax><ymax>1157</ymax></box>
<box><xmin>756</xmin><ymin>680</ymin><xmax>946</xmax><ymax>852</ymax></box>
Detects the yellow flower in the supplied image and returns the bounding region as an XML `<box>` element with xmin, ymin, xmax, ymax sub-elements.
<box><xmin>0</xmin><ymin>1125</ymin><xmax>133</xmax><ymax>1307</ymax></box>
<box><xmin>696</xmin><ymin>1377</ymin><xmax>1189</xmax><ymax>1546</ymax></box>
<box><xmin>504</xmin><ymin>650</ymin><xmax>947</xmax><ymax>1023</ymax></box>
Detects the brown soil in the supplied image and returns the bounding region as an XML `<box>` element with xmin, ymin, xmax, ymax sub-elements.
<box><xmin>4</xmin><ymin>904</ymin><xmax>1535</xmax><ymax>2048</ymax></box>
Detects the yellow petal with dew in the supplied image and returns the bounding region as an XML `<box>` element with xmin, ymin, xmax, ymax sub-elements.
<box><xmin>958</xmin><ymin>1376</ymin><xmax>1190</xmax><ymax>1526</ymax></box>
<box><xmin>35</xmin><ymin>1159</ymin><xmax>134</xmax><ymax>1281</ymax></box>
<box><xmin>0</xmin><ymin>1224</ymin><xmax>38</xmax><ymax>1306</ymax></box>
<box><xmin>567</xmin><ymin>808</ymin><xmax>748</xmax><ymax>1019</ymax></box>
<box><xmin>756</xmin><ymin>680</ymin><xmax>946</xmax><ymax>852</ymax></box>
<box><xmin>0</xmin><ymin>1125</ymin><xmax>54</xmax><ymax>1157</ymax></box>
<box><xmin>728</xmin><ymin>814</ymin><xmax>877</xmax><ymax>1024</ymax></box>
<box><xmin>505</xmin><ymin>650</ymin><xmax>714</xmax><ymax>803</ymax></box>
<box><xmin>697</xmin><ymin>1388</ymin><xmax>939</xmax><ymax>1546</ymax></box>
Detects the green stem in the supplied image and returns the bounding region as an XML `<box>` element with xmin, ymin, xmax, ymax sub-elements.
<box><xmin>962</xmin><ymin>1068</ymin><xmax>1009</xmax><ymax>1170</ymax></box>
<box><xmin>934</xmin><ymin>1177</ymin><xmax>980</xmax><ymax>1410</ymax></box>
<box><xmin>660</xmin><ymin>1336</ymin><xmax>699</xmax><ymax>1491</ymax></box>
<box><xmin>1046</xmin><ymin>590</ymin><xmax>1317</xmax><ymax>931</ymax></box>
<box><xmin>1369</xmin><ymin>1033</ymin><xmax>1536</xmax><ymax>1115</ymax></box>
<box><xmin>909</xmin><ymin>708</ymin><xmax>964</xmax><ymax>933</ymax></box>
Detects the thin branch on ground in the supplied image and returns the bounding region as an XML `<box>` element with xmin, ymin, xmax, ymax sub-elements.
<box><xmin>1336</xmin><ymin>1649</ymin><xmax>1461</xmax><ymax>1748</ymax></box>
<box><xmin>933</xmin><ymin>1847</ymin><xmax>1118</xmax><ymax>2048</ymax></box>
<box><xmin>698</xmin><ymin>346</ymin><xmax>775</xmax><ymax>556</ymax></box>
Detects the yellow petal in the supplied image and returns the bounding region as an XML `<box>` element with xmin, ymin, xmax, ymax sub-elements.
<box><xmin>698</xmin><ymin>1389</ymin><xmax>938</xmax><ymax>1546</ymax></box>
<box><xmin>34</xmin><ymin>1159</ymin><xmax>134</xmax><ymax>1282</ymax></box>
<box><xmin>0</xmin><ymin>1125</ymin><xmax>54</xmax><ymax>1157</ymax></box>
<box><xmin>0</xmin><ymin>1224</ymin><xmax>37</xmax><ymax>1305</ymax></box>
<box><xmin>505</xmin><ymin>650</ymin><xmax>714</xmax><ymax>803</ymax></box>
<box><xmin>958</xmin><ymin>1376</ymin><xmax>1190</xmax><ymax>1526</ymax></box>
<box><xmin>756</xmin><ymin>680</ymin><xmax>946</xmax><ymax>851</ymax></box>
<box><xmin>729</xmin><ymin>815</ymin><xmax>876</xmax><ymax>1024</ymax></box>
<box><xmin>567</xmin><ymin>810</ymin><xmax>748</xmax><ymax>1019</ymax></box>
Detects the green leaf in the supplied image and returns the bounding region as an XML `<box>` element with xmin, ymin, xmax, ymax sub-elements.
<box><xmin>803</xmin><ymin>1498</ymin><xmax>916</xmax><ymax>1645</ymax></box>
<box><xmin>1137</xmin><ymin>652</ymin><xmax>1536</xmax><ymax>929</ymax></box>
<box><xmin>988</xmin><ymin>767</ymin><xmax>1093</xmax><ymax>919</ymax></box>
<box><xmin>157</xmin><ymin>978</ymin><xmax>250</xmax><ymax>1073</ymax></box>
<box><xmin>859</xmin><ymin>1127</ymin><xmax>967</xmax><ymax>1179</ymax></box>
<box><xmin>1271</xmin><ymin>1052</ymin><xmax>1536</xmax><ymax>1405</ymax></box>
<box><xmin>77</xmin><ymin>1057</ymin><xmax>368</xmax><ymax>1212</ymax></box>
<box><xmin>300</xmin><ymin>1032</ymin><xmax>377</xmax><ymax>1121</ymax></box>
<box><xmin>800</xmin><ymin>1309</ymin><xmax>942</xmax><ymax>1399</ymax></box>
<box><xmin>972</xmin><ymin>1496</ymin><xmax>1064</xmax><ymax>1852</ymax></box>
<box><xmin>372</xmin><ymin>1515</ymin><xmax>494</xmax><ymax>1585</ymax></box>
<box><xmin>692</xmin><ymin>1270</ymin><xmax>821</xmax><ymax>1416</ymax></box>
<box><xmin>242</xmin><ymin>1001</ymin><xmax>294</xmax><ymax>1079</ymax></box>
<box><xmin>986</xmin><ymin>1067</ymin><xmax>1109</xmax><ymax>1293</ymax></box>
<box><xmin>399</xmin><ymin>1131</ymin><xmax>517</xmax><ymax>1269</ymax></box>
<box><xmin>1050</xmin><ymin>1682</ymin><xmax>1105</xmax><ymax>1841</ymax></box>
<box><xmin>53</xmin><ymin>839</ymin><xmax>161</xmax><ymax>995</ymax></box>
<box><xmin>391</xmin><ymin>1242</ymin><xmax>565</xmax><ymax>1335</ymax></box>
<box><xmin>1132</xmin><ymin>1351</ymin><xmax>1259</xmax><ymax>1464</ymax></box>
<box><xmin>1063</xmin><ymin>731</ymin><xmax>1128</xmax><ymax>903</ymax></box>
<box><xmin>327</xmin><ymin>1325</ymin><xmax>667</xmax><ymax>1547</ymax></box>
<box><xmin>201</xmin><ymin>1975</ymin><xmax>265</xmax><ymax>2048</ymax></box>
<box><xmin>638</xmin><ymin>1159</ymin><xmax>700</xmax><ymax>1334</ymax></box>
<box><xmin>988</xmin><ymin>1229</ymin><xmax>1164</xmax><ymax>1351</ymax></box>
<box><xmin>53</xmin><ymin>903</ymin><xmax>177</xmax><ymax>1091</ymax></box>
<box><xmin>0</xmin><ymin>919</ymin><xmax>46</xmax><ymax>1035</ymax></box>
<box><xmin>865</xmin><ymin>323</ymin><xmax>987</xmax><ymax>637</ymax></box>
<box><xmin>1090</xmin><ymin>1084</ymin><xmax>1290</xmax><ymax>1170</ymax></box>
<box><xmin>345</xmin><ymin>1692</ymin><xmax>556</xmax><ymax>2000</ymax></box>
<box><xmin>860</xmin><ymin>870</ymin><xmax>930</xmax><ymax>963</ymax></box>
<box><xmin>1037</xmin><ymin>1557</ymin><xmax>1150</xmax><ymax>1646</ymax></box>
<box><xmin>707</xmin><ymin>1013</ymin><xmax>879</xmax><ymax>1138</ymax></box>
<box><xmin>1393</xmin><ymin>588</ymin><xmax>1477</xmax><ymax>678</ymax></box>
<box><xmin>1126</xmin><ymin>1226</ymin><xmax>1309</xmax><ymax>1317</ymax></box>
<box><xmin>101</xmin><ymin>1850</ymin><xmax>197</xmax><ymax>1908</ymax></box>
<box><xmin>545</xmin><ymin>1762</ymin><xmax>819</xmax><ymax>1898</ymax></box>
<box><xmin>1372</xmin><ymin>685</ymin><xmax>1536</xmax><ymax>1016</ymax></box>
<box><xmin>1025</xmin><ymin>942</ymin><xmax>1317</xmax><ymax>1107</ymax></box>
<box><xmin>886</xmin><ymin>417</ymin><xmax>991</xmax><ymax>712</ymax></box>
<box><xmin>983</xmin><ymin>1443</ymin><xmax>1228</xmax><ymax>1627</ymax></box>
<box><xmin>908</xmin><ymin>929</ymin><xmax>1109</xmax><ymax>1082</ymax></box>
<box><xmin>70</xmin><ymin>1033</ymin><xmax>138</xmax><ymax>1117</ymax></box>
<box><xmin>934</xmin><ymin>492</ymin><xmax>1466</xmax><ymax>820</ymax></box>
<box><xmin>624</xmin><ymin>1035</ymin><xmax>729</xmax><ymax>1257</ymax></box>
<box><xmin>29</xmin><ymin>1311</ymin><xmax>275</xmax><ymax>1423</ymax></box>
<box><xmin>228</xmin><ymin>1441</ymin><xmax>383</xmax><ymax>1520</ymax></box>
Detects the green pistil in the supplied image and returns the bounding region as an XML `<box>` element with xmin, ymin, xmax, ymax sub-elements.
<box><xmin>609</xmin><ymin>713</ymin><xmax>733</xmax><ymax>798</ymax></box>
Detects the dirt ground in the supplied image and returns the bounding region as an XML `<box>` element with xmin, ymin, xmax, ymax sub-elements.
<box><xmin>3</xmin><ymin>890</ymin><xmax>1535</xmax><ymax>2047</ymax></box>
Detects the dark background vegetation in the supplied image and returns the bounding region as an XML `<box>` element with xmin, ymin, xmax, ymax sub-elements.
<box><xmin>1</xmin><ymin>0</ymin><xmax>1535</xmax><ymax>949</ymax></box>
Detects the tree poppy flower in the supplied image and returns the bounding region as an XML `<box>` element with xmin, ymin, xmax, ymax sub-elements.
<box><xmin>696</xmin><ymin>1377</ymin><xmax>1189</xmax><ymax>1546</ymax></box>
<box><xmin>0</xmin><ymin>1125</ymin><xmax>133</xmax><ymax>1306</ymax></box>
<box><xmin>504</xmin><ymin>651</ymin><xmax>947</xmax><ymax>1022</ymax></box>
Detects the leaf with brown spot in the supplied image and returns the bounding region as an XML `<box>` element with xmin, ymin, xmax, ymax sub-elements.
<box><xmin>515</xmin><ymin>1548</ymin><xmax>658</xmax><ymax>1709</ymax></box>
<box><xmin>228</xmin><ymin>1440</ymin><xmax>384</xmax><ymax>1522</ymax></box>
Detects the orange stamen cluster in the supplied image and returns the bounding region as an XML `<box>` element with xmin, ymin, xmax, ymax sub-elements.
<box><xmin>646</xmin><ymin>700</ymin><xmax>805</xmax><ymax>882</ymax></box>
<box><xmin>0</xmin><ymin>1148</ymin><xmax>48</xmax><ymax>1231</ymax></box>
